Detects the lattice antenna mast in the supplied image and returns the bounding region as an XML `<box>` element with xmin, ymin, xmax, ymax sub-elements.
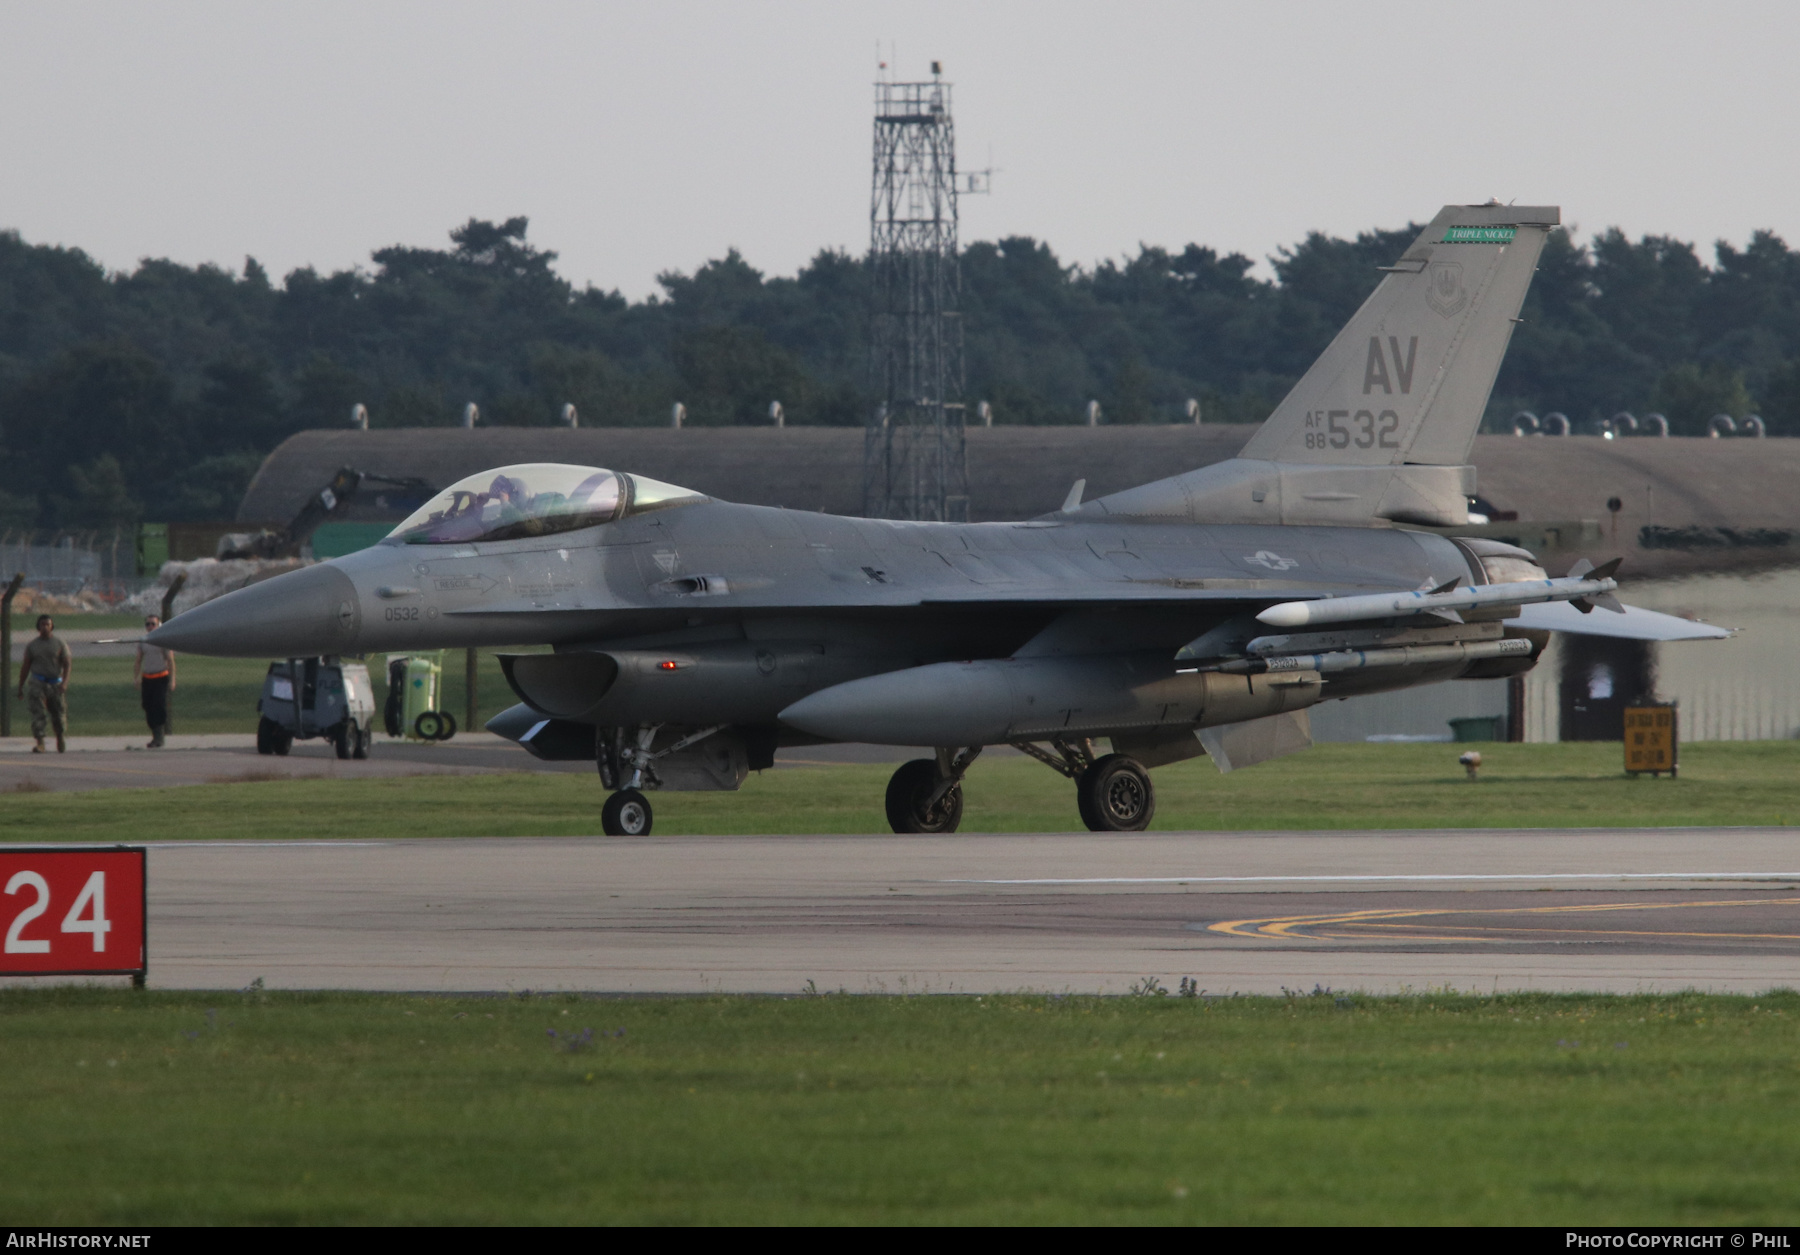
<box><xmin>864</xmin><ymin>61</ymin><xmax>967</xmax><ymax>521</ymax></box>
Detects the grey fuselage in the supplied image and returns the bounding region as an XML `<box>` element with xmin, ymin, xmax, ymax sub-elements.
<box><xmin>155</xmin><ymin>496</ymin><xmax>1493</xmax><ymax>743</ymax></box>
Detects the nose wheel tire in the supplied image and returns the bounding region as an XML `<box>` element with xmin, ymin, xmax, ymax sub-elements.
<box><xmin>1077</xmin><ymin>754</ymin><xmax>1155</xmax><ymax>832</ymax></box>
<box><xmin>602</xmin><ymin>789</ymin><xmax>654</xmax><ymax>836</ymax></box>
<box><xmin>885</xmin><ymin>758</ymin><xmax>964</xmax><ymax>834</ymax></box>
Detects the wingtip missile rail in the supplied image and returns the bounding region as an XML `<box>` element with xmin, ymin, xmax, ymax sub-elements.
<box><xmin>1255</xmin><ymin>560</ymin><xmax>1623</xmax><ymax>631</ymax></box>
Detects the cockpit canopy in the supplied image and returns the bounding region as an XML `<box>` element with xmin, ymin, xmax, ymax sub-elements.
<box><xmin>386</xmin><ymin>463</ymin><xmax>706</xmax><ymax>545</ymax></box>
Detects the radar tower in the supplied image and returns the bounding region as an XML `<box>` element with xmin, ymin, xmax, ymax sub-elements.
<box><xmin>864</xmin><ymin>61</ymin><xmax>970</xmax><ymax>521</ymax></box>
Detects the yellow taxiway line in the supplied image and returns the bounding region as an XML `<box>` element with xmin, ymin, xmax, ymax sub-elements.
<box><xmin>1210</xmin><ymin>897</ymin><xmax>1800</xmax><ymax>943</ymax></box>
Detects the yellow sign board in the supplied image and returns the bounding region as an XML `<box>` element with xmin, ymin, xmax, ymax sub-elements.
<box><xmin>1624</xmin><ymin>705</ymin><xmax>1678</xmax><ymax>777</ymax></box>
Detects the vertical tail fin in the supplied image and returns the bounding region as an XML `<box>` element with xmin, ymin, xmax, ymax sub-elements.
<box><xmin>1238</xmin><ymin>203</ymin><xmax>1558</xmax><ymax>468</ymax></box>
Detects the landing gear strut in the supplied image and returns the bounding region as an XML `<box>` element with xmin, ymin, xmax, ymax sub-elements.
<box><xmin>885</xmin><ymin>747</ymin><xmax>982</xmax><ymax>833</ymax></box>
<box><xmin>597</xmin><ymin>725</ymin><xmax>662</xmax><ymax>835</ymax></box>
<box><xmin>1012</xmin><ymin>739</ymin><xmax>1156</xmax><ymax>832</ymax></box>
<box><xmin>596</xmin><ymin>724</ymin><xmax>727</xmax><ymax>837</ymax></box>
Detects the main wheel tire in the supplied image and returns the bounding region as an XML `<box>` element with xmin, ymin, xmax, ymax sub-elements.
<box><xmin>884</xmin><ymin>758</ymin><xmax>964</xmax><ymax>834</ymax></box>
<box><xmin>256</xmin><ymin>716</ymin><xmax>277</xmax><ymax>756</ymax></box>
<box><xmin>1078</xmin><ymin>754</ymin><xmax>1155</xmax><ymax>832</ymax></box>
<box><xmin>352</xmin><ymin>723</ymin><xmax>370</xmax><ymax>760</ymax></box>
<box><xmin>332</xmin><ymin>721</ymin><xmax>352</xmax><ymax>760</ymax></box>
<box><xmin>413</xmin><ymin>710</ymin><xmax>446</xmax><ymax>740</ymax></box>
<box><xmin>1074</xmin><ymin>762</ymin><xmax>1102</xmax><ymax>830</ymax></box>
<box><xmin>272</xmin><ymin>726</ymin><xmax>292</xmax><ymax>757</ymax></box>
<box><xmin>601</xmin><ymin>789</ymin><xmax>654</xmax><ymax>836</ymax></box>
<box><xmin>384</xmin><ymin>662</ymin><xmax>405</xmax><ymax>737</ymax></box>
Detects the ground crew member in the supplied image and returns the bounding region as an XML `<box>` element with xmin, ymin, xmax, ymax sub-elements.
<box><xmin>134</xmin><ymin>614</ymin><xmax>176</xmax><ymax>749</ymax></box>
<box><xmin>18</xmin><ymin>614</ymin><xmax>71</xmax><ymax>754</ymax></box>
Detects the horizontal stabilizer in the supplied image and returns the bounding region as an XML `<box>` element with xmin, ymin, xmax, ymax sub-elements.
<box><xmin>1506</xmin><ymin>601</ymin><xmax>1731</xmax><ymax>641</ymax></box>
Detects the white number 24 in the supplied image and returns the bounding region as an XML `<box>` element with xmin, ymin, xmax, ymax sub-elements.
<box><xmin>5</xmin><ymin>871</ymin><xmax>111</xmax><ymax>954</ymax></box>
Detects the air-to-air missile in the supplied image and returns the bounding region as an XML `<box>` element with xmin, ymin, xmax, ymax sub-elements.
<box><xmin>1252</xmin><ymin>558</ymin><xmax>1624</xmax><ymax>629</ymax></box>
<box><xmin>150</xmin><ymin>203</ymin><xmax>1729</xmax><ymax>837</ymax></box>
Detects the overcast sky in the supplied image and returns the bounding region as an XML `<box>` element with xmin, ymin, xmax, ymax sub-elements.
<box><xmin>3</xmin><ymin>0</ymin><xmax>1796</xmax><ymax>297</ymax></box>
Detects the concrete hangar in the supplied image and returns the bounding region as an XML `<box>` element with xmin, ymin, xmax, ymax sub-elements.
<box><xmin>237</xmin><ymin>425</ymin><xmax>1800</xmax><ymax>746</ymax></box>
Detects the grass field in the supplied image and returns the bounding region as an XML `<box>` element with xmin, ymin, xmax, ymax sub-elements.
<box><xmin>2</xmin><ymin>987</ymin><xmax>1797</xmax><ymax>1224</ymax></box>
<box><xmin>7</xmin><ymin>613</ymin><xmax>145</xmax><ymax>633</ymax></box>
<box><xmin>4</xmin><ymin>741</ymin><xmax>1800</xmax><ymax>840</ymax></box>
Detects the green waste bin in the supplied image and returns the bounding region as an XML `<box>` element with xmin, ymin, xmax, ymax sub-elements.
<box><xmin>1448</xmin><ymin>716</ymin><xmax>1505</xmax><ymax>742</ymax></box>
<box><xmin>383</xmin><ymin>652</ymin><xmax>456</xmax><ymax>741</ymax></box>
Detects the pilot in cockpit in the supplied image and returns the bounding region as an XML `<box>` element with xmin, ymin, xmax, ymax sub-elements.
<box><xmin>388</xmin><ymin>464</ymin><xmax>702</xmax><ymax>546</ymax></box>
<box><xmin>485</xmin><ymin>474</ymin><xmax>529</xmax><ymax>526</ymax></box>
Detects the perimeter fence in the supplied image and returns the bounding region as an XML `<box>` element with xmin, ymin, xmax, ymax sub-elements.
<box><xmin>0</xmin><ymin>529</ymin><xmax>152</xmax><ymax>607</ymax></box>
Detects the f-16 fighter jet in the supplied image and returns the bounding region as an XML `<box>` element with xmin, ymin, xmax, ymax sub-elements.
<box><xmin>151</xmin><ymin>203</ymin><xmax>1726</xmax><ymax>835</ymax></box>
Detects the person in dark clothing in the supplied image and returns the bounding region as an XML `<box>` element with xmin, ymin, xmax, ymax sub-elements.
<box><xmin>19</xmin><ymin>614</ymin><xmax>71</xmax><ymax>753</ymax></box>
<box><xmin>134</xmin><ymin>615</ymin><xmax>176</xmax><ymax>749</ymax></box>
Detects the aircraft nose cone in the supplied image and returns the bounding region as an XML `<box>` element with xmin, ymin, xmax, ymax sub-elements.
<box><xmin>147</xmin><ymin>563</ymin><xmax>362</xmax><ymax>658</ymax></box>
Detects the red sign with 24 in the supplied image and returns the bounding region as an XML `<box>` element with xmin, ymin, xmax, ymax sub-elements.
<box><xmin>0</xmin><ymin>848</ymin><xmax>146</xmax><ymax>977</ymax></box>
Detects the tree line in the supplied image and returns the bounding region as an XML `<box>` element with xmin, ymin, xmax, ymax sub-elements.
<box><xmin>2</xmin><ymin>213</ymin><xmax>1797</xmax><ymax>529</ymax></box>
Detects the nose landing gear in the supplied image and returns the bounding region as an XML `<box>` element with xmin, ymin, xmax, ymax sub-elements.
<box><xmin>596</xmin><ymin>724</ymin><xmax>729</xmax><ymax>837</ymax></box>
<box><xmin>601</xmin><ymin>788</ymin><xmax>653</xmax><ymax>836</ymax></box>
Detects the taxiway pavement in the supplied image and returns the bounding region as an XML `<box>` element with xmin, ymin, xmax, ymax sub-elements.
<box><xmin>11</xmin><ymin>827</ymin><xmax>1797</xmax><ymax>996</ymax></box>
<box><xmin>0</xmin><ymin>735</ymin><xmax>924</xmax><ymax>791</ymax></box>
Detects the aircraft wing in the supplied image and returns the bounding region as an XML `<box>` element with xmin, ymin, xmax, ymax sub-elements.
<box><xmin>446</xmin><ymin>581</ymin><xmax>1333</xmax><ymax>615</ymax></box>
<box><xmin>439</xmin><ymin>571</ymin><xmax>1728</xmax><ymax>642</ymax></box>
<box><xmin>918</xmin><ymin>581</ymin><xmax>1322</xmax><ymax>606</ymax></box>
<box><xmin>1506</xmin><ymin>600</ymin><xmax>1730</xmax><ymax>641</ymax></box>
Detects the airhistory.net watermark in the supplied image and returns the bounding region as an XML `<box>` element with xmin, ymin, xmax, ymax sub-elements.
<box><xmin>5</xmin><ymin>1236</ymin><xmax>151</xmax><ymax>1249</ymax></box>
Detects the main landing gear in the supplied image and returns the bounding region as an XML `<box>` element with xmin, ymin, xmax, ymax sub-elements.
<box><xmin>1077</xmin><ymin>753</ymin><xmax>1155</xmax><ymax>831</ymax></box>
<box><xmin>1015</xmin><ymin>739</ymin><xmax>1156</xmax><ymax>832</ymax></box>
<box><xmin>880</xmin><ymin>741</ymin><xmax>1156</xmax><ymax>834</ymax></box>
<box><xmin>885</xmin><ymin>747</ymin><xmax>982</xmax><ymax>833</ymax></box>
